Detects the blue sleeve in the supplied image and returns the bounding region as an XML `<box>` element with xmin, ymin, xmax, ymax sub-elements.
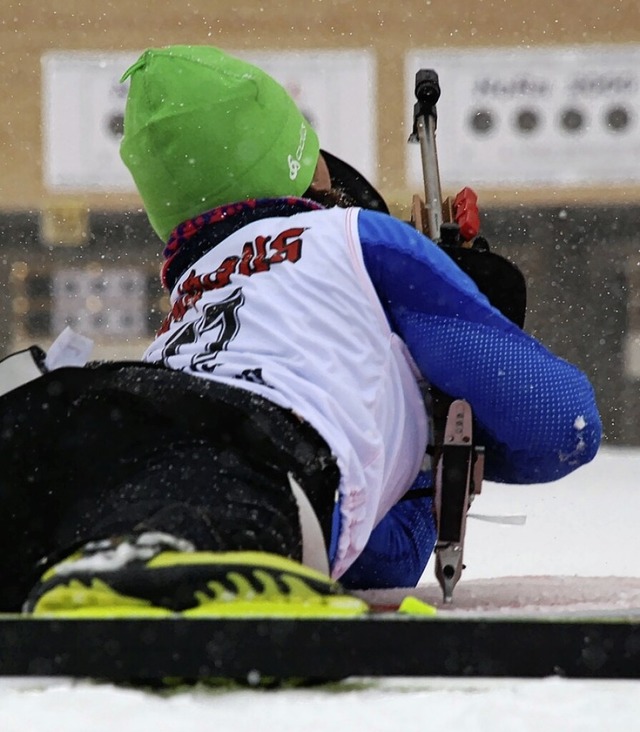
<box><xmin>339</xmin><ymin>472</ymin><xmax>437</xmax><ymax>590</ymax></box>
<box><xmin>357</xmin><ymin>209</ymin><xmax>602</xmax><ymax>485</ymax></box>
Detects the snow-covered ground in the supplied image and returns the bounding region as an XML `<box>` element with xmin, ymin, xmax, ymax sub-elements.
<box><xmin>1</xmin><ymin>446</ymin><xmax>638</xmax><ymax>732</ymax></box>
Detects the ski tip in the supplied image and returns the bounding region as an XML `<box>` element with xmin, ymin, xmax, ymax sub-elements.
<box><xmin>397</xmin><ymin>596</ymin><xmax>438</xmax><ymax>617</ymax></box>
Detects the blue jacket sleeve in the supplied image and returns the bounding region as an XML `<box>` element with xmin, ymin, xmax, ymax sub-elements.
<box><xmin>341</xmin><ymin>210</ymin><xmax>601</xmax><ymax>590</ymax></box>
<box><xmin>339</xmin><ymin>471</ymin><xmax>437</xmax><ymax>590</ymax></box>
<box><xmin>357</xmin><ymin>209</ymin><xmax>601</xmax><ymax>484</ymax></box>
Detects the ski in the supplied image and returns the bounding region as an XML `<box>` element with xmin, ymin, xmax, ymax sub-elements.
<box><xmin>0</xmin><ymin>613</ymin><xmax>638</xmax><ymax>682</ymax></box>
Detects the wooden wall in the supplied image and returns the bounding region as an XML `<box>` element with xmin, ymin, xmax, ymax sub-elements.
<box><xmin>1</xmin><ymin>0</ymin><xmax>639</xmax><ymax>213</ymax></box>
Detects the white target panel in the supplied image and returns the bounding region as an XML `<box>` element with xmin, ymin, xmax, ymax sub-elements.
<box><xmin>52</xmin><ymin>268</ymin><xmax>146</xmax><ymax>339</ymax></box>
<box><xmin>406</xmin><ymin>46</ymin><xmax>640</xmax><ymax>189</ymax></box>
<box><xmin>42</xmin><ymin>52</ymin><xmax>138</xmax><ymax>190</ymax></box>
<box><xmin>42</xmin><ymin>49</ymin><xmax>376</xmax><ymax>191</ymax></box>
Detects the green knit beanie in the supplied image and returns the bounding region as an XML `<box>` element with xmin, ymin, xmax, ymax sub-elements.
<box><xmin>119</xmin><ymin>45</ymin><xmax>320</xmax><ymax>241</ymax></box>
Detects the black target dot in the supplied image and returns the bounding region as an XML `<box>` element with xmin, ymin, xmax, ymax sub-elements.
<box><xmin>561</xmin><ymin>108</ymin><xmax>585</xmax><ymax>132</ymax></box>
<box><xmin>605</xmin><ymin>106</ymin><xmax>630</xmax><ymax>131</ymax></box>
<box><xmin>107</xmin><ymin>113</ymin><xmax>125</xmax><ymax>138</ymax></box>
<box><xmin>515</xmin><ymin>109</ymin><xmax>540</xmax><ymax>133</ymax></box>
<box><xmin>469</xmin><ymin>109</ymin><xmax>494</xmax><ymax>134</ymax></box>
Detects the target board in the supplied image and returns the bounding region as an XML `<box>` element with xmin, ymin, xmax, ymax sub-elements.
<box><xmin>406</xmin><ymin>45</ymin><xmax>640</xmax><ymax>189</ymax></box>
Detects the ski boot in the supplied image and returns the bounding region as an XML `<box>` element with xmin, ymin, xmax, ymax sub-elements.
<box><xmin>23</xmin><ymin>532</ymin><xmax>368</xmax><ymax>619</ymax></box>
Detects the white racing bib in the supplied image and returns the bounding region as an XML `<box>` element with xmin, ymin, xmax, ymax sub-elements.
<box><xmin>144</xmin><ymin>207</ymin><xmax>428</xmax><ymax>577</ymax></box>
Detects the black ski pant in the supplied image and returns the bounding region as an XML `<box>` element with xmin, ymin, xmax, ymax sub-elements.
<box><xmin>0</xmin><ymin>363</ymin><xmax>339</xmax><ymax>611</ymax></box>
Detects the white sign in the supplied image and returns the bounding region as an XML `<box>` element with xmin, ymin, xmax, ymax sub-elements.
<box><xmin>405</xmin><ymin>46</ymin><xmax>640</xmax><ymax>188</ymax></box>
<box><xmin>42</xmin><ymin>52</ymin><xmax>137</xmax><ymax>190</ymax></box>
<box><xmin>42</xmin><ymin>49</ymin><xmax>376</xmax><ymax>191</ymax></box>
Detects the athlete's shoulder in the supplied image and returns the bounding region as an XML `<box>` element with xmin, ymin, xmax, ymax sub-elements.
<box><xmin>288</xmin><ymin>206</ymin><xmax>425</xmax><ymax>251</ymax></box>
<box><xmin>356</xmin><ymin>209</ymin><xmax>435</xmax><ymax>251</ymax></box>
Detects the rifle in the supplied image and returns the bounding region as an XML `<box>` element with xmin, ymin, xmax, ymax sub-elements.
<box><xmin>408</xmin><ymin>68</ymin><xmax>485</xmax><ymax>603</ymax></box>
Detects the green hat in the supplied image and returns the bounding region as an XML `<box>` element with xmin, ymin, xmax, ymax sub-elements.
<box><xmin>119</xmin><ymin>45</ymin><xmax>320</xmax><ymax>241</ymax></box>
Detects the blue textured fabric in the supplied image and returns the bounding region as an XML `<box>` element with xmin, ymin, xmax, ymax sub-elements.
<box><xmin>357</xmin><ymin>210</ymin><xmax>601</xmax><ymax>483</ymax></box>
<box><xmin>341</xmin><ymin>209</ymin><xmax>602</xmax><ymax>589</ymax></box>
<box><xmin>340</xmin><ymin>471</ymin><xmax>436</xmax><ymax>589</ymax></box>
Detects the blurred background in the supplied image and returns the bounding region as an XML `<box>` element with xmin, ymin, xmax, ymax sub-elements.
<box><xmin>0</xmin><ymin>0</ymin><xmax>638</xmax><ymax>443</ymax></box>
